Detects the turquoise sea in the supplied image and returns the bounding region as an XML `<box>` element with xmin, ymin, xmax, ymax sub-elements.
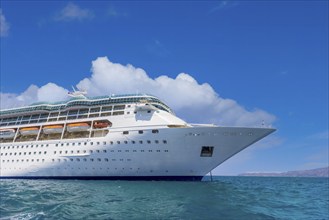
<box><xmin>1</xmin><ymin>177</ymin><xmax>328</xmax><ymax>220</ymax></box>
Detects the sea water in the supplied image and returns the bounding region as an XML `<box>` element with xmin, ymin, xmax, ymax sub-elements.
<box><xmin>0</xmin><ymin>177</ymin><xmax>328</xmax><ymax>220</ymax></box>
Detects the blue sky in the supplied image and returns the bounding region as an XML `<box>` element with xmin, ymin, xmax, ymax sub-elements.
<box><xmin>0</xmin><ymin>1</ymin><xmax>328</xmax><ymax>175</ymax></box>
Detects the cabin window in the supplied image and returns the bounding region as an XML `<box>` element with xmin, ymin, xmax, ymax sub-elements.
<box><xmin>200</xmin><ymin>146</ymin><xmax>214</xmax><ymax>157</ymax></box>
<box><xmin>163</xmin><ymin>140</ymin><xmax>167</xmax><ymax>144</ymax></box>
<box><xmin>113</xmin><ymin>111</ymin><xmax>124</xmax><ymax>115</ymax></box>
<box><xmin>152</xmin><ymin>129</ymin><xmax>159</xmax><ymax>133</ymax></box>
<box><xmin>138</xmin><ymin>130</ymin><xmax>143</xmax><ymax>134</ymax></box>
<box><xmin>123</xmin><ymin>131</ymin><xmax>129</xmax><ymax>135</ymax></box>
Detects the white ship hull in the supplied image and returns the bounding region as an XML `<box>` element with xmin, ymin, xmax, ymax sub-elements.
<box><xmin>0</xmin><ymin>126</ymin><xmax>274</xmax><ymax>180</ymax></box>
<box><xmin>0</xmin><ymin>93</ymin><xmax>275</xmax><ymax>180</ymax></box>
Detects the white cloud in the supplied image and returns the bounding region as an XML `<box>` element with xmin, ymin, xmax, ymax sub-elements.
<box><xmin>55</xmin><ymin>3</ymin><xmax>93</xmax><ymax>22</ymax></box>
<box><xmin>0</xmin><ymin>57</ymin><xmax>275</xmax><ymax>127</ymax></box>
<box><xmin>0</xmin><ymin>9</ymin><xmax>10</xmax><ymax>37</ymax></box>
<box><xmin>0</xmin><ymin>84</ymin><xmax>69</xmax><ymax>110</ymax></box>
<box><xmin>37</xmin><ymin>83</ymin><xmax>69</xmax><ymax>102</ymax></box>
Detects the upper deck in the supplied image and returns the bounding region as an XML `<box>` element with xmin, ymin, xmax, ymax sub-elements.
<box><xmin>0</xmin><ymin>94</ymin><xmax>173</xmax><ymax>127</ymax></box>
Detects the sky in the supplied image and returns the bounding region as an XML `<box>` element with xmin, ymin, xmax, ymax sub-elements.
<box><xmin>0</xmin><ymin>1</ymin><xmax>328</xmax><ymax>175</ymax></box>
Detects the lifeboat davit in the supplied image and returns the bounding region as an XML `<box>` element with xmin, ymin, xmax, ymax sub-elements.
<box><xmin>20</xmin><ymin>127</ymin><xmax>39</xmax><ymax>136</ymax></box>
<box><xmin>67</xmin><ymin>123</ymin><xmax>90</xmax><ymax>133</ymax></box>
<box><xmin>43</xmin><ymin>125</ymin><xmax>64</xmax><ymax>134</ymax></box>
<box><xmin>93</xmin><ymin>121</ymin><xmax>110</xmax><ymax>129</ymax></box>
<box><xmin>0</xmin><ymin>129</ymin><xmax>16</xmax><ymax>139</ymax></box>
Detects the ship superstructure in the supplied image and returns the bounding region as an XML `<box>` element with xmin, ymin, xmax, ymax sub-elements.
<box><xmin>0</xmin><ymin>93</ymin><xmax>275</xmax><ymax>180</ymax></box>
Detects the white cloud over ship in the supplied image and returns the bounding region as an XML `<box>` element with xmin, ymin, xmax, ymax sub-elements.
<box><xmin>0</xmin><ymin>57</ymin><xmax>275</xmax><ymax>127</ymax></box>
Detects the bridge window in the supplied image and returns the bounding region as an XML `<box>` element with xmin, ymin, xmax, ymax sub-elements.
<box><xmin>200</xmin><ymin>146</ymin><xmax>214</xmax><ymax>157</ymax></box>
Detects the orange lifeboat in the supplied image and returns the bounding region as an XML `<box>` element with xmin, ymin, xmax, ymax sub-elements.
<box><xmin>0</xmin><ymin>129</ymin><xmax>16</xmax><ymax>139</ymax></box>
<box><xmin>93</xmin><ymin>121</ymin><xmax>110</xmax><ymax>129</ymax></box>
<box><xmin>43</xmin><ymin>125</ymin><xmax>64</xmax><ymax>134</ymax></box>
<box><xmin>67</xmin><ymin>122</ymin><xmax>90</xmax><ymax>133</ymax></box>
<box><xmin>20</xmin><ymin>127</ymin><xmax>39</xmax><ymax>136</ymax></box>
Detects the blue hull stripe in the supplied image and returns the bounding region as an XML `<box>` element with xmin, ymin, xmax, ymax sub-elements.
<box><xmin>0</xmin><ymin>176</ymin><xmax>203</xmax><ymax>181</ymax></box>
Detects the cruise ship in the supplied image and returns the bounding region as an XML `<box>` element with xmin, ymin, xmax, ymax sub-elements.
<box><xmin>0</xmin><ymin>92</ymin><xmax>275</xmax><ymax>180</ymax></box>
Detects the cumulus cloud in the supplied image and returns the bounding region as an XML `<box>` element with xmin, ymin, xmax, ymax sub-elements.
<box><xmin>54</xmin><ymin>2</ymin><xmax>93</xmax><ymax>22</ymax></box>
<box><xmin>0</xmin><ymin>9</ymin><xmax>10</xmax><ymax>37</ymax></box>
<box><xmin>78</xmin><ymin>57</ymin><xmax>275</xmax><ymax>126</ymax></box>
<box><xmin>0</xmin><ymin>84</ymin><xmax>69</xmax><ymax>110</ymax></box>
<box><xmin>0</xmin><ymin>57</ymin><xmax>275</xmax><ymax>127</ymax></box>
